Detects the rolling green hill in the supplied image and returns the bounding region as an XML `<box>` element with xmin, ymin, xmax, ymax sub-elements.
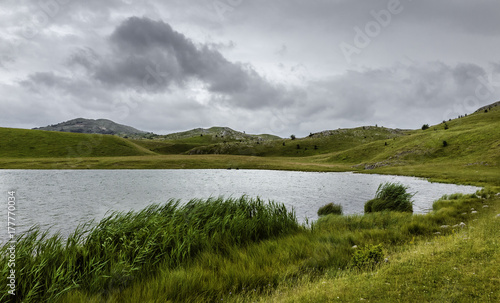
<box><xmin>131</xmin><ymin>126</ymin><xmax>282</xmax><ymax>155</ymax></box>
<box><xmin>0</xmin><ymin>128</ymin><xmax>154</xmax><ymax>158</ymax></box>
<box><xmin>0</xmin><ymin>101</ymin><xmax>498</xmax><ymax>185</ymax></box>
<box><xmin>185</xmin><ymin>126</ymin><xmax>406</xmax><ymax>156</ymax></box>
<box><xmin>326</xmin><ymin>104</ymin><xmax>500</xmax><ymax>167</ymax></box>
<box><xmin>161</xmin><ymin>126</ymin><xmax>280</xmax><ymax>141</ymax></box>
<box><xmin>34</xmin><ymin>118</ymin><xmax>147</xmax><ymax>136</ymax></box>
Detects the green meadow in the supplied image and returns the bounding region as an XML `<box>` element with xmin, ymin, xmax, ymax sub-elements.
<box><xmin>0</xmin><ymin>104</ymin><xmax>499</xmax><ymax>302</ymax></box>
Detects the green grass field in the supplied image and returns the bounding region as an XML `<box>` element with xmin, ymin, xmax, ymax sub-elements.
<box><xmin>0</xmin><ymin>104</ymin><xmax>499</xmax><ymax>302</ymax></box>
<box><xmin>1</xmin><ymin>103</ymin><xmax>498</xmax><ymax>186</ymax></box>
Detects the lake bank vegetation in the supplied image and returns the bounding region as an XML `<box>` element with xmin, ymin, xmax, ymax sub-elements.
<box><xmin>2</xmin><ymin>188</ymin><xmax>498</xmax><ymax>302</ymax></box>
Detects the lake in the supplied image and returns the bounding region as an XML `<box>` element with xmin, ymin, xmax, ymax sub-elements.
<box><xmin>0</xmin><ymin>169</ymin><xmax>479</xmax><ymax>244</ymax></box>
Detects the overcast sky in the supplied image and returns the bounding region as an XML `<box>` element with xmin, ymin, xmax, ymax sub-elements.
<box><xmin>1</xmin><ymin>0</ymin><xmax>499</xmax><ymax>137</ymax></box>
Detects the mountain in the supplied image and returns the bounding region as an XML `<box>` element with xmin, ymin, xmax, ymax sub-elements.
<box><xmin>34</xmin><ymin>118</ymin><xmax>147</xmax><ymax>136</ymax></box>
<box><xmin>161</xmin><ymin>126</ymin><xmax>281</xmax><ymax>141</ymax></box>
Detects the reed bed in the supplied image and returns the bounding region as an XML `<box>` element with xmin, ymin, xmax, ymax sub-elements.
<box><xmin>62</xmin><ymin>190</ymin><xmax>494</xmax><ymax>302</ymax></box>
<box><xmin>0</xmin><ymin>196</ymin><xmax>300</xmax><ymax>303</ymax></box>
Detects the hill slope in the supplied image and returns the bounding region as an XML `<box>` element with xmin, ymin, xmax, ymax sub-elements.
<box><xmin>34</xmin><ymin>118</ymin><xmax>147</xmax><ymax>136</ymax></box>
<box><xmin>161</xmin><ymin>126</ymin><xmax>280</xmax><ymax>141</ymax></box>
<box><xmin>185</xmin><ymin>126</ymin><xmax>407</xmax><ymax>156</ymax></box>
<box><xmin>0</xmin><ymin>128</ymin><xmax>154</xmax><ymax>158</ymax></box>
<box><xmin>131</xmin><ymin>127</ymin><xmax>282</xmax><ymax>155</ymax></box>
<box><xmin>327</xmin><ymin>103</ymin><xmax>500</xmax><ymax>168</ymax></box>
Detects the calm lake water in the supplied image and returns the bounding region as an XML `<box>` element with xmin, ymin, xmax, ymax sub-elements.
<box><xmin>0</xmin><ymin>169</ymin><xmax>479</xmax><ymax>244</ymax></box>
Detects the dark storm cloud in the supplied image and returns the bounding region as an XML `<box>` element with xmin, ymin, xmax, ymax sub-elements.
<box><xmin>90</xmin><ymin>17</ymin><xmax>293</xmax><ymax>108</ymax></box>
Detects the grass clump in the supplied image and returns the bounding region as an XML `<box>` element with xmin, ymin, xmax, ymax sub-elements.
<box><xmin>351</xmin><ymin>244</ymin><xmax>384</xmax><ymax>270</ymax></box>
<box><xmin>0</xmin><ymin>196</ymin><xmax>299</xmax><ymax>303</ymax></box>
<box><xmin>317</xmin><ymin>203</ymin><xmax>343</xmax><ymax>216</ymax></box>
<box><xmin>365</xmin><ymin>182</ymin><xmax>414</xmax><ymax>213</ymax></box>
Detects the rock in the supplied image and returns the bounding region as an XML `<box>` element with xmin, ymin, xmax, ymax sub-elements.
<box><xmin>452</xmin><ymin>222</ymin><xmax>466</xmax><ymax>228</ymax></box>
<box><xmin>471</xmin><ymin>208</ymin><xmax>475</xmax><ymax>211</ymax></box>
<box><xmin>483</xmin><ymin>205</ymin><xmax>489</xmax><ymax>208</ymax></box>
<box><xmin>440</xmin><ymin>225</ymin><xmax>450</xmax><ymax>229</ymax></box>
<box><xmin>462</xmin><ymin>212</ymin><xmax>467</xmax><ymax>215</ymax></box>
<box><xmin>384</xmin><ymin>258</ymin><xmax>389</xmax><ymax>263</ymax></box>
<box><xmin>496</xmin><ymin>214</ymin><xmax>500</xmax><ymax>218</ymax></box>
<box><xmin>434</xmin><ymin>232</ymin><xmax>441</xmax><ymax>235</ymax></box>
<box><xmin>352</xmin><ymin>245</ymin><xmax>358</xmax><ymax>249</ymax></box>
<box><xmin>471</xmin><ymin>211</ymin><xmax>478</xmax><ymax>214</ymax></box>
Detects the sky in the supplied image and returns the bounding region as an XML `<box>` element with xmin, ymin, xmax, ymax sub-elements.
<box><xmin>1</xmin><ymin>0</ymin><xmax>499</xmax><ymax>137</ymax></box>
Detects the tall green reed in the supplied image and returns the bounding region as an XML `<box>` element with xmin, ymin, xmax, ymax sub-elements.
<box><xmin>0</xmin><ymin>196</ymin><xmax>299</xmax><ymax>302</ymax></box>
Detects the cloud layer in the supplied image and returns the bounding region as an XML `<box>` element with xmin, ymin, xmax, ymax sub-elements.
<box><xmin>1</xmin><ymin>0</ymin><xmax>499</xmax><ymax>136</ymax></box>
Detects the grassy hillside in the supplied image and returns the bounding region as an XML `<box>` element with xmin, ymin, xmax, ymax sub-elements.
<box><xmin>130</xmin><ymin>126</ymin><xmax>281</xmax><ymax>155</ymax></box>
<box><xmin>326</xmin><ymin>106</ymin><xmax>500</xmax><ymax>166</ymax></box>
<box><xmin>34</xmin><ymin>118</ymin><xmax>147</xmax><ymax>136</ymax></box>
<box><xmin>161</xmin><ymin>126</ymin><xmax>280</xmax><ymax>141</ymax></box>
<box><xmin>185</xmin><ymin>126</ymin><xmax>406</xmax><ymax>156</ymax></box>
<box><xmin>0</xmin><ymin>128</ymin><xmax>154</xmax><ymax>158</ymax></box>
<box><xmin>0</xmin><ymin>102</ymin><xmax>498</xmax><ymax>186</ymax></box>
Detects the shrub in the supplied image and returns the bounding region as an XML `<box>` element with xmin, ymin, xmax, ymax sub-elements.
<box><xmin>351</xmin><ymin>244</ymin><xmax>384</xmax><ymax>269</ymax></box>
<box><xmin>421</xmin><ymin>124</ymin><xmax>430</xmax><ymax>130</ymax></box>
<box><xmin>364</xmin><ymin>182</ymin><xmax>414</xmax><ymax>213</ymax></box>
<box><xmin>443</xmin><ymin>140</ymin><xmax>448</xmax><ymax>147</ymax></box>
<box><xmin>317</xmin><ymin>203</ymin><xmax>343</xmax><ymax>216</ymax></box>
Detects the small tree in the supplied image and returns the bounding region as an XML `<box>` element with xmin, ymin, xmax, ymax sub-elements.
<box><xmin>443</xmin><ymin>140</ymin><xmax>448</xmax><ymax>147</ymax></box>
<box><xmin>290</xmin><ymin>134</ymin><xmax>296</xmax><ymax>140</ymax></box>
<box><xmin>421</xmin><ymin>124</ymin><xmax>430</xmax><ymax>130</ymax></box>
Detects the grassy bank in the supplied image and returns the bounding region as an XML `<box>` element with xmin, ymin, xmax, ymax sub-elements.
<box><xmin>63</xmin><ymin>189</ymin><xmax>499</xmax><ymax>302</ymax></box>
<box><xmin>2</xmin><ymin>190</ymin><xmax>498</xmax><ymax>302</ymax></box>
<box><xmin>0</xmin><ymin>197</ymin><xmax>299</xmax><ymax>302</ymax></box>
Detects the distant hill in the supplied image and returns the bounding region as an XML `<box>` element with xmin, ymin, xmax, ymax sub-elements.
<box><xmin>34</xmin><ymin>118</ymin><xmax>147</xmax><ymax>136</ymax></box>
<box><xmin>162</xmin><ymin>126</ymin><xmax>281</xmax><ymax>141</ymax></box>
<box><xmin>130</xmin><ymin>127</ymin><xmax>281</xmax><ymax>155</ymax></box>
<box><xmin>185</xmin><ymin>126</ymin><xmax>407</xmax><ymax>156</ymax></box>
<box><xmin>0</xmin><ymin>127</ymin><xmax>154</xmax><ymax>158</ymax></box>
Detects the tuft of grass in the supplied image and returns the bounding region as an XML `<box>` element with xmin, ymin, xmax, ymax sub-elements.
<box><xmin>0</xmin><ymin>197</ymin><xmax>299</xmax><ymax>303</ymax></box>
<box><xmin>351</xmin><ymin>244</ymin><xmax>384</xmax><ymax>270</ymax></box>
<box><xmin>317</xmin><ymin>203</ymin><xmax>343</xmax><ymax>216</ymax></box>
<box><xmin>365</xmin><ymin>182</ymin><xmax>414</xmax><ymax>213</ymax></box>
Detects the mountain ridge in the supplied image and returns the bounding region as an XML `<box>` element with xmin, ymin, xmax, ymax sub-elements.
<box><xmin>33</xmin><ymin>118</ymin><xmax>147</xmax><ymax>136</ymax></box>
